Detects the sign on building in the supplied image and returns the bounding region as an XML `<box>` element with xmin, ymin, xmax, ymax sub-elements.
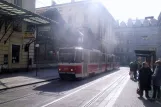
<box><xmin>24</xmin><ymin>32</ymin><xmax>35</xmax><ymax>38</ymax></box>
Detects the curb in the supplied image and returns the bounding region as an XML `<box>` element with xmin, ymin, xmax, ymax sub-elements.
<box><xmin>0</xmin><ymin>77</ymin><xmax>59</xmax><ymax>91</ymax></box>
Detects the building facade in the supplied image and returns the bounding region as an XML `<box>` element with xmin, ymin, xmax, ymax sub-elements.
<box><xmin>115</xmin><ymin>17</ymin><xmax>161</xmax><ymax>65</ymax></box>
<box><xmin>0</xmin><ymin>0</ymin><xmax>51</xmax><ymax>72</ymax></box>
<box><xmin>5</xmin><ymin>0</ymin><xmax>35</xmax><ymax>12</ymax></box>
<box><xmin>36</xmin><ymin>0</ymin><xmax>116</xmax><ymax>54</ymax></box>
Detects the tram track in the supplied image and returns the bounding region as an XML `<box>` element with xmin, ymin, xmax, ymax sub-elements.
<box><xmin>0</xmin><ymin>71</ymin><xmax>118</xmax><ymax>105</ymax></box>
<box><xmin>0</xmin><ymin>70</ymin><xmax>118</xmax><ymax>106</ymax></box>
<box><xmin>40</xmin><ymin>70</ymin><xmax>123</xmax><ymax>107</ymax></box>
<box><xmin>0</xmin><ymin>69</ymin><xmax>128</xmax><ymax>107</ymax></box>
<box><xmin>82</xmin><ymin>72</ymin><xmax>128</xmax><ymax>107</ymax></box>
<box><xmin>40</xmin><ymin>71</ymin><xmax>128</xmax><ymax>107</ymax></box>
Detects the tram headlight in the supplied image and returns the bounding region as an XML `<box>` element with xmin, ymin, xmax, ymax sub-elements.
<box><xmin>59</xmin><ymin>68</ymin><xmax>61</xmax><ymax>71</ymax></box>
<box><xmin>71</xmin><ymin>69</ymin><xmax>73</xmax><ymax>71</ymax></box>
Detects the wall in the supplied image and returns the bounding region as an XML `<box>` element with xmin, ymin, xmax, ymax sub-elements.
<box><xmin>115</xmin><ymin>24</ymin><xmax>161</xmax><ymax>65</ymax></box>
<box><xmin>23</xmin><ymin>0</ymin><xmax>35</xmax><ymax>12</ymax></box>
<box><xmin>4</xmin><ymin>0</ymin><xmax>35</xmax><ymax>12</ymax></box>
<box><xmin>0</xmin><ymin>0</ymin><xmax>35</xmax><ymax>71</ymax></box>
<box><xmin>53</xmin><ymin>1</ymin><xmax>116</xmax><ymax>53</ymax></box>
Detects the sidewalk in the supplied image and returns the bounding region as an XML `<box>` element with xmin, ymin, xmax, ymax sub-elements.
<box><xmin>0</xmin><ymin>68</ymin><xmax>59</xmax><ymax>91</ymax></box>
<box><xmin>113</xmin><ymin>79</ymin><xmax>161</xmax><ymax>107</ymax></box>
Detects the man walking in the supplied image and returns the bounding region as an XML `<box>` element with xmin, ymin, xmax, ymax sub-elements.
<box><xmin>129</xmin><ymin>61</ymin><xmax>138</xmax><ymax>80</ymax></box>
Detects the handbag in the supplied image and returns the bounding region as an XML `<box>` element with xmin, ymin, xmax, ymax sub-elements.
<box><xmin>136</xmin><ymin>88</ymin><xmax>140</xmax><ymax>95</ymax></box>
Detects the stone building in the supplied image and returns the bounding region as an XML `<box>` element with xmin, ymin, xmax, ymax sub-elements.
<box><xmin>36</xmin><ymin>0</ymin><xmax>117</xmax><ymax>54</ymax></box>
<box><xmin>115</xmin><ymin>16</ymin><xmax>161</xmax><ymax>65</ymax></box>
<box><xmin>0</xmin><ymin>0</ymin><xmax>53</xmax><ymax>72</ymax></box>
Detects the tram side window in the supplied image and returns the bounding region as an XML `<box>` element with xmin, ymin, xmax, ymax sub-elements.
<box><xmin>75</xmin><ymin>50</ymin><xmax>82</xmax><ymax>63</ymax></box>
<box><xmin>90</xmin><ymin>52</ymin><xmax>94</xmax><ymax>63</ymax></box>
<box><xmin>109</xmin><ymin>56</ymin><xmax>112</xmax><ymax>62</ymax></box>
<box><xmin>95</xmin><ymin>53</ymin><xmax>99</xmax><ymax>63</ymax></box>
<box><xmin>101</xmin><ymin>54</ymin><xmax>106</xmax><ymax>63</ymax></box>
<box><xmin>107</xmin><ymin>56</ymin><xmax>109</xmax><ymax>62</ymax></box>
<box><xmin>118</xmin><ymin>57</ymin><xmax>120</xmax><ymax>62</ymax></box>
<box><xmin>111</xmin><ymin>57</ymin><xmax>114</xmax><ymax>62</ymax></box>
<box><xmin>112</xmin><ymin>56</ymin><xmax>115</xmax><ymax>62</ymax></box>
<box><xmin>116</xmin><ymin>57</ymin><xmax>118</xmax><ymax>62</ymax></box>
<box><xmin>90</xmin><ymin>52</ymin><xmax>98</xmax><ymax>63</ymax></box>
<box><xmin>84</xmin><ymin>51</ymin><xmax>88</xmax><ymax>63</ymax></box>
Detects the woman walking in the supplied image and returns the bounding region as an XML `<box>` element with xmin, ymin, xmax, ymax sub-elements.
<box><xmin>152</xmin><ymin>60</ymin><xmax>161</xmax><ymax>101</ymax></box>
<box><xmin>138</xmin><ymin>62</ymin><xmax>152</xmax><ymax>99</ymax></box>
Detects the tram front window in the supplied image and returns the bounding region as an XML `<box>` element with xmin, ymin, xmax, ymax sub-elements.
<box><xmin>59</xmin><ymin>49</ymin><xmax>75</xmax><ymax>63</ymax></box>
<box><xmin>59</xmin><ymin>49</ymin><xmax>82</xmax><ymax>63</ymax></box>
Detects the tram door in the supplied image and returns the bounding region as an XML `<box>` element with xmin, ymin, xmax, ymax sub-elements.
<box><xmin>83</xmin><ymin>50</ymin><xmax>89</xmax><ymax>77</ymax></box>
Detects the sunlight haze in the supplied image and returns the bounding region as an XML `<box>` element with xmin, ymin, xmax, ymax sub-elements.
<box><xmin>36</xmin><ymin>0</ymin><xmax>161</xmax><ymax>21</ymax></box>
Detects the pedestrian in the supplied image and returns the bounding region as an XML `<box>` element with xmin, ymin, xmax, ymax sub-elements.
<box><xmin>138</xmin><ymin>62</ymin><xmax>152</xmax><ymax>99</ymax></box>
<box><xmin>137</xmin><ymin>61</ymin><xmax>142</xmax><ymax>71</ymax></box>
<box><xmin>152</xmin><ymin>60</ymin><xmax>161</xmax><ymax>101</ymax></box>
<box><xmin>129</xmin><ymin>62</ymin><xmax>134</xmax><ymax>79</ymax></box>
<box><xmin>133</xmin><ymin>61</ymin><xmax>138</xmax><ymax>80</ymax></box>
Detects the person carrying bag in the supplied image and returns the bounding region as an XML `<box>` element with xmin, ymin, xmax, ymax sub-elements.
<box><xmin>151</xmin><ymin>60</ymin><xmax>161</xmax><ymax>101</ymax></box>
<box><xmin>137</xmin><ymin>62</ymin><xmax>152</xmax><ymax>99</ymax></box>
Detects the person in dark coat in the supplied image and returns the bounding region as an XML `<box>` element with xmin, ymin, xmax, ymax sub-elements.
<box><xmin>152</xmin><ymin>60</ymin><xmax>161</xmax><ymax>100</ymax></box>
<box><xmin>129</xmin><ymin>61</ymin><xmax>138</xmax><ymax>80</ymax></box>
<box><xmin>138</xmin><ymin>62</ymin><xmax>153</xmax><ymax>99</ymax></box>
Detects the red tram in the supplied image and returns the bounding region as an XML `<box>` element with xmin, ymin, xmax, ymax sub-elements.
<box><xmin>58</xmin><ymin>47</ymin><xmax>120</xmax><ymax>79</ymax></box>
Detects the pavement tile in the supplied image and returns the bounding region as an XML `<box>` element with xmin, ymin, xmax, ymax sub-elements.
<box><xmin>0</xmin><ymin>69</ymin><xmax>59</xmax><ymax>90</ymax></box>
<box><xmin>113</xmin><ymin>79</ymin><xmax>161</xmax><ymax>107</ymax></box>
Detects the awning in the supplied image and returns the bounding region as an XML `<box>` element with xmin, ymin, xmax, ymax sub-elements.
<box><xmin>135</xmin><ymin>50</ymin><xmax>156</xmax><ymax>57</ymax></box>
<box><xmin>0</xmin><ymin>0</ymin><xmax>57</xmax><ymax>25</ymax></box>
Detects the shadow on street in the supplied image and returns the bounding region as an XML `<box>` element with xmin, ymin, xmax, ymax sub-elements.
<box><xmin>34</xmin><ymin>69</ymin><xmax>119</xmax><ymax>93</ymax></box>
<box><xmin>138</xmin><ymin>97</ymin><xmax>161</xmax><ymax>107</ymax></box>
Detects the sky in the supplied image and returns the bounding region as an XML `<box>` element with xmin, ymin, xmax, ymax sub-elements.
<box><xmin>36</xmin><ymin>0</ymin><xmax>161</xmax><ymax>22</ymax></box>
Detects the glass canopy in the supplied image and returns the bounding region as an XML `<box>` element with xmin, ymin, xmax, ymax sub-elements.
<box><xmin>0</xmin><ymin>0</ymin><xmax>57</xmax><ymax>25</ymax></box>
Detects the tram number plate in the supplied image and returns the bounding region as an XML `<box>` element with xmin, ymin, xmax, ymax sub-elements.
<box><xmin>64</xmin><ymin>68</ymin><xmax>68</xmax><ymax>70</ymax></box>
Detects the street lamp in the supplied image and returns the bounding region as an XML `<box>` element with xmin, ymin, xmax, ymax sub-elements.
<box><xmin>35</xmin><ymin>44</ymin><xmax>39</xmax><ymax>76</ymax></box>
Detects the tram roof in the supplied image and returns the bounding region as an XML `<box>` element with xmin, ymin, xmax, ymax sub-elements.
<box><xmin>59</xmin><ymin>47</ymin><xmax>83</xmax><ymax>50</ymax></box>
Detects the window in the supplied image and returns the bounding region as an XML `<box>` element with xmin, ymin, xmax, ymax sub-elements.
<box><xmin>127</xmin><ymin>32</ymin><xmax>133</xmax><ymax>36</ymax></box>
<box><xmin>75</xmin><ymin>50</ymin><xmax>82</xmax><ymax>63</ymax></box>
<box><xmin>115</xmin><ymin>32</ymin><xmax>120</xmax><ymax>36</ymax></box>
<box><xmin>90</xmin><ymin>52</ymin><xmax>99</xmax><ymax>63</ymax></box>
<box><xmin>13</xmin><ymin>20</ymin><xmax>22</xmax><ymax>32</ymax></box>
<box><xmin>84</xmin><ymin>14</ymin><xmax>88</xmax><ymax>22</ymax></box>
<box><xmin>14</xmin><ymin>0</ymin><xmax>22</xmax><ymax>7</ymax></box>
<box><xmin>59</xmin><ymin>49</ymin><xmax>75</xmax><ymax>63</ymax></box>
<box><xmin>12</xmin><ymin>45</ymin><xmax>20</xmax><ymax>63</ymax></box>
<box><xmin>120</xmin><ymin>48</ymin><xmax>123</xmax><ymax>52</ymax></box>
<box><xmin>4</xmin><ymin>54</ymin><xmax>8</xmax><ymax>64</ymax></box>
<box><xmin>127</xmin><ymin>40</ymin><xmax>130</xmax><ymax>44</ymax></box>
<box><xmin>127</xmin><ymin>48</ymin><xmax>129</xmax><ymax>52</ymax></box>
<box><xmin>142</xmin><ymin>35</ymin><xmax>148</xmax><ymax>40</ymax></box>
<box><xmin>101</xmin><ymin>54</ymin><xmax>106</xmax><ymax>63</ymax></box>
<box><xmin>117</xmin><ymin>48</ymin><xmax>120</xmax><ymax>52</ymax></box>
